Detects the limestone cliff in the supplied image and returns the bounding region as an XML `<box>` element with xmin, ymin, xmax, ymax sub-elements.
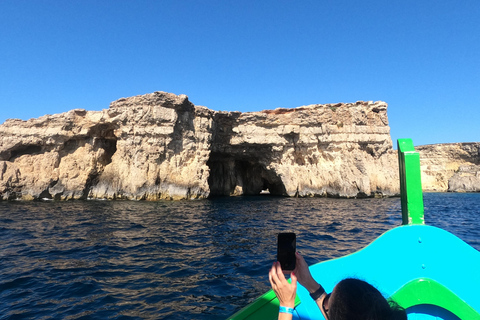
<box><xmin>209</xmin><ymin>102</ymin><xmax>398</xmax><ymax>198</ymax></box>
<box><xmin>1</xmin><ymin>91</ymin><xmax>400</xmax><ymax>200</ymax></box>
<box><xmin>418</xmin><ymin>143</ymin><xmax>480</xmax><ymax>192</ymax></box>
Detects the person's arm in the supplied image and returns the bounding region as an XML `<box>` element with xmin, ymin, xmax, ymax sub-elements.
<box><xmin>293</xmin><ymin>253</ymin><xmax>326</xmax><ymax>312</ymax></box>
<box><xmin>269</xmin><ymin>261</ymin><xmax>297</xmax><ymax>320</ymax></box>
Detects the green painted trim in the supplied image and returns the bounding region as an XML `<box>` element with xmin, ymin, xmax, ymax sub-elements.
<box><xmin>397</xmin><ymin>139</ymin><xmax>425</xmax><ymax>225</ymax></box>
<box><xmin>390</xmin><ymin>278</ymin><xmax>480</xmax><ymax>320</ymax></box>
<box><xmin>227</xmin><ymin>289</ymin><xmax>301</xmax><ymax>320</ymax></box>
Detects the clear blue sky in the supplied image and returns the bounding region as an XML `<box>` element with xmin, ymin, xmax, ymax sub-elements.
<box><xmin>1</xmin><ymin>0</ymin><xmax>479</xmax><ymax>146</ymax></box>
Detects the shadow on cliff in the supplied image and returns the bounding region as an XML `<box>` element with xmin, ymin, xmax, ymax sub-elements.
<box><xmin>166</xmin><ymin>98</ymin><xmax>196</xmax><ymax>156</ymax></box>
<box><xmin>207</xmin><ymin>151</ymin><xmax>287</xmax><ymax>197</ymax></box>
<box><xmin>206</xmin><ymin>112</ymin><xmax>287</xmax><ymax>197</ymax></box>
<box><xmin>52</xmin><ymin>123</ymin><xmax>118</xmax><ymax>200</ymax></box>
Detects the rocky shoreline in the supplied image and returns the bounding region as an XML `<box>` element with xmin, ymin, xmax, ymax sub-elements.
<box><xmin>418</xmin><ymin>143</ymin><xmax>480</xmax><ymax>193</ymax></box>
<box><xmin>0</xmin><ymin>91</ymin><xmax>478</xmax><ymax>201</ymax></box>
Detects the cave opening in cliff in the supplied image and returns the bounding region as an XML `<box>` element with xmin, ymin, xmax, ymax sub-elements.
<box><xmin>6</xmin><ymin>144</ymin><xmax>43</xmax><ymax>161</ymax></box>
<box><xmin>87</xmin><ymin>124</ymin><xmax>118</xmax><ymax>162</ymax></box>
<box><xmin>207</xmin><ymin>153</ymin><xmax>287</xmax><ymax>197</ymax></box>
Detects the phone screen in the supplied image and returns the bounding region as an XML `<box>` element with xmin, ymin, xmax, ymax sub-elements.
<box><xmin>277</xmin><ymin>232</ymin><xmax>296</xmax><ymax>271</ymax></box>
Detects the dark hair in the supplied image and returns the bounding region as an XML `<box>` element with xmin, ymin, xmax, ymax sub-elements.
<box><xmin>328</xmin><ymin>278</ymin><xmax>407</xmax><ymax>320</ymax></box>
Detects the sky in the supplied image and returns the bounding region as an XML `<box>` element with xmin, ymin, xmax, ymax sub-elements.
<box><xmin>1</xmin><ymin>0</ymin><xmax>479</xmax><ymax>146</ymax></box>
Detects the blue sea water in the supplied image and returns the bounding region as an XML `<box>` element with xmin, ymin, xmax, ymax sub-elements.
<box><xmin>0</xmin><ymin>193</ymin><xmax>479</xmax><ymax>320</ymax></box>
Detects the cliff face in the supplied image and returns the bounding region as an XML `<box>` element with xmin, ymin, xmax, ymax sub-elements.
<box><xmin>209</xmin><ymin>102</ymin><xmax>398</xmax><ymax>198</ymax></box>
<box><xmin>0</xmin><ymin>91</ymin><xmax>400</xmax><ymax>200</ymax></box>
<box><xmin>0</xmin><ymin>93</ymin><xmax>215</xmax><ymax>200</ymax></box>
<box><xmin>418</xmin><ymin>143</ymin><xmax>480</xmax><ymax>192</ymax></box>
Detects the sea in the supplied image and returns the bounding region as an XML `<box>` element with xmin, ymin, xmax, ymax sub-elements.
<box><xmin>1</xmin><ymin>193</ymin><xmax>479</xmax><ymax>320</ymax></box>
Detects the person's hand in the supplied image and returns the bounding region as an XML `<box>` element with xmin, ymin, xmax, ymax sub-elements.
<box><xmin>293</xmin><ymin>252</ymin><xmax>321</xmax><ymax>293</ymax></box>
<box><xmin>269</xmin><ymin>261</ymin><xmax>297</xmax><ymax>308</ymax></box>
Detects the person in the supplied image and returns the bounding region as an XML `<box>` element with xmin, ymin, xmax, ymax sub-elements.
<box><xmin>269</xmin><ymin>252</ymin><xmax>407</xmax><ymax>320</ymax></box>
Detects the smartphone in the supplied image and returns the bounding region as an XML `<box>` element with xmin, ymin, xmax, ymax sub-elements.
<box><xmin>277</xmin><ymin>232</ymin><xmax>296</xmax><ymax>272</ymax></box>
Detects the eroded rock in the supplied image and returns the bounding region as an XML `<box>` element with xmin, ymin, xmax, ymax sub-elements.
<box><xmin>418</xmin><ymin>143</ymin><xmax>480</xmax><ymax>192</ymax></box>
<box><xmin>1</xmin><ymin>91</ymin><xmax>401</xmax><ymax>200</ymax></box>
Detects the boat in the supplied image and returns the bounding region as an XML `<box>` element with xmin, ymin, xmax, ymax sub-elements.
<box><xmin>227</xmin><ymin>139</ymin><xmax>480</xmax><ymax>320</ymax></box>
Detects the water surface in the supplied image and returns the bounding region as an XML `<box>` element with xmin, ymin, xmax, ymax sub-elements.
<box><xmin>1</xmin><ymin>193</ymin><xmax>479</xmax><ymax>319</ymax></box>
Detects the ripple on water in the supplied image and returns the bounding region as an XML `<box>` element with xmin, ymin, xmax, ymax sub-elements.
<box><xmin>0</xmin><ymin>194</ymin><xmax>479</xmax><ymax>319</ymax></box>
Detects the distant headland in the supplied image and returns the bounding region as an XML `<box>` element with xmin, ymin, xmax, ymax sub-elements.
<box><xmin>0</xmin><ymin>91</ymin><xmax>478</xmax><ymax>200</ymax></box>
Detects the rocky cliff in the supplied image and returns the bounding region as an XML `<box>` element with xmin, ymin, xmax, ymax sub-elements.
<box><xmin>418</xmin><ymin>143</ymin><xmax>480</xmax><ymax>192</ymax></box>
<box><xmin>0</xmin><ymin>91</ymin><xmax>401</xmax><ymax>200</ymax></box>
